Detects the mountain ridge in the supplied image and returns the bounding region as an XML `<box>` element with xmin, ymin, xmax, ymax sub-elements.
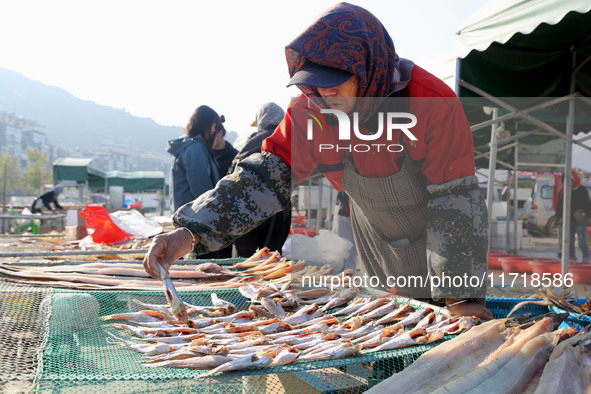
<box><xmin>0</xmin><ymin>67</ymin><xmax>183</xmax><ymax>154</ymax></box>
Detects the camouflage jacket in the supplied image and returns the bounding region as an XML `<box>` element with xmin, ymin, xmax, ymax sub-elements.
<box><xmin>173</xmin><ymin>152</ymin><xmax>291</xmax><ymax>255</ymax></box>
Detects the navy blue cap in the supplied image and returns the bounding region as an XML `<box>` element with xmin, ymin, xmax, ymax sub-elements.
<box><xmin>287</xmin><ymin>61</ymin><xmax>353</xmax><ymax>88</ymax></box>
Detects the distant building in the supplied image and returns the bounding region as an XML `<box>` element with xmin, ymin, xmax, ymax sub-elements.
<box><xmin>0</xmin><ymin>110</ymin><xmax>171</xmax><ymax>184</ymax></box>
<box><xmin>0</xmin><ymin>111</ymin><xmax>50</xmax><ymax>167</ymax></box>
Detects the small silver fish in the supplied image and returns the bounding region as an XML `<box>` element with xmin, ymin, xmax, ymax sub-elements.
<box><xmin>375</xmin><ymin>304</ymin><xmax>414</xmax><ymax>325</ymax></box>
<box><xmin>414</xmin><ymin>312</ymin><xmax>438</xmax><ymax>330</ymax></box>
<box><xmin>270</xmin><ymin>348</ymin><xmax>300</xmax><ymax>366</ymax></box>
<box><xmin>113</xmin><ymin>323</ymin><xmax>199</xmax><ymax>338</ymax></box>
<box><xmin>229</xmin><ymin>344</ymin><xmax>282</xmax><ymax>356</ymax></box>
<box><xmin>332</xmin><ymin>297</ymin><xmax>372</xmax><ymax>316</ymax></box>
<box><xmin>211</xmin><ymin>293</ymin><xmax>237</xmax><ymax>314</ymax></box>
<box><xmin>356</xmin><ymin>326</ymin><xmax>402</xmax><ymax>349</ymax></box>
<box><xmin>349</xmin><ymin>298</ymin><xmax>391</xmax><ymax>317</ymax></box>
<box><xmin>340</xmin><ymin>322</ymin><xmax>383</xmax><ymax>339</ymax></box>
<box><xmin>214</xmin><ymin>311</ymin><xmax>255</xmax><ymax>323</ymax></box>
<box><xmin>131</xmin><ymin>299</ymin><xmax>175</xmax><ymax>318</ymax></box>
<box><xmin>271</xmin><ymin>332</ymin><xmax>326</xmax><ymax>345</ymax></box>
<box><xmin>159</xmin><ymin>265</ymin><xmax>189</xmax><ymax>324</ymax></box>
<box><xmin>204</xmin><ymin>354</ymin><xmax>273</xmax><ymax>376</ymax></box>
<box><xmin>358</xmin><ymin>299</ymin><xmax>399</xmax><ymax>321</ymax></box>
<box><xmin>260</xmin><ymin>298</ymin><xmax>287</xmax><ymax>319</ymax></box>
<box><xmin>225</xmin><ymin>338</ymin><xmax>268</xmax><ymax>351</ymax></box>
<box><xmin>106</xmin><ymin>332</ymin><xmax>183</xmax><ymax>355</ymax></box>
<box><xmin>259</xmin><ymin>322</ymin><xmax>293</xmax><ymax>335</ymax></box>
<box><xmin>300</xmin><ymin>342</ymin><xmax>362</xmax><ymax>361</ymax></box>
<box><xmin>239</xmin><ymin>283</ymin><xmax>259</xmax><ymax>302</ymax></box>
<box><xmin>144</xmin><ymin>355</ymin><xmax>231</xmax><ymax>369</ymax></box>
<box><xmin>141</xmin><ymin>334</ymin><xmax>203</xmax><ymax>344</ymax></box>
<box><xmin>393</xmin><ymin>308</ymin><xmax>434</xmax><ymax>329</ymax></box>
<box><xmin>292</xmin><ymin>315</ymin><xmax>339</xmax><ymax>329</ymax></box>
<box><xmin>320</xmin><ymin>287</ymin><xmax>360</xmax><ymax>312</ymax></box>
<box><xmin>284</xmin><ymin>304</ymin><xmax>323</xmax><ymax>325</ymax></box>
<box><xmin>363</xmin><ymin>328</ymin><xmax>444</xmax><ymax>353</ymax></box>
<box><xmin>147</xmin><ymin>345</ymin><xmax>222</xmax><ymax>362</ymax></box>
<box><xmin>303</xmin><ymin>338</ymin><xmax>350</xmax><ymax>355</ymax></box>
<box><xmin>101</xmin><ymin>310</ymin><xmax>167</xmax><ymax>323</ymax></box>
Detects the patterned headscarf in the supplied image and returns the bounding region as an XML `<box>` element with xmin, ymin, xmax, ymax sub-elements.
<box><xmin>285</xmin><ymin>2</ymin><xmax>401</xmax><ymax>120</ymax></box>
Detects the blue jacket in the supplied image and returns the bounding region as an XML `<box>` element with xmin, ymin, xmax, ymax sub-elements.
<box><xmin>167</xmin><ymin>135</ymin><xmax>220</xmax><ymax>212</ymax></box>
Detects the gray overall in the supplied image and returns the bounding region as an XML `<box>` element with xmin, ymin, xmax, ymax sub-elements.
<box><xmin>342</xmin><ymin>153</ymin><xmax>431</xmax><ymax>299</ymax></box>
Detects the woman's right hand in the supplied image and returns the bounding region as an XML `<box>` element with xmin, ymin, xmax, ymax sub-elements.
<box><xmin>143</xmin><ymin>228</ymin><xmax>198</xmax><ymax>279</ymax></box>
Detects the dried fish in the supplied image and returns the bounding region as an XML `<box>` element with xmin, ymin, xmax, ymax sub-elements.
<box><xmin>363</xmin><ymin>328</ymin><xmax>444</xmax><ymax>353</ymax></box>
<box><xmin>260</xmin><ymin>298</ymin><xmax>287</xmax><ymax>319</ymax></box>
<box><xmin>159</xmin><ymin>265</ymin><xmax>189</xmax><ymax>323</ymax></box>
<box><xmin>299</xmin><ymin>341</ymin><xmax>362</xmax><ymax>361</ymax></box>
<box><xmin>319</xmin><ymin>287</ymin><xmax>359</xmax><ymax>312</ymax></box>
<box><xmin>269</xmin><ymin>348</ymin><xmax>300</xmax><ymax>366</ymax></box>
<box><xmin>283</xmin><ymin>304</ymin><xmax>323</xmax><ymax>325</ymax></box>
<box><xmin>203</xmin><ymin>354</ymin><xmax>273</xmax><ymax>376</ymax></box>
<box><xmin>211</xmin><ymin>293</ymin><xmax>237</xmax><ymax>314</ymax></box>
<box><xmin>101</xmin><ymin>310</ymin><xmax>168</xmax><ymax>323</ymax></box>
<box><xmin>145</xmin><ymin>355</ymin><xmax>232</xmax><ymax>369</ymax></box>
<box><xmin>375</xmin><ymin>304</ymin><xmax>414</xmax><ymax>325</ymax></box>
<box><xmin>106</xmin><ymin>332</ymin><xmax>184</xmax><ymax>355</ymax></box>
<box><xmin>332</xmin><ymin>296</ymin><xmax>372</xmax><ymax>316</ymax></box>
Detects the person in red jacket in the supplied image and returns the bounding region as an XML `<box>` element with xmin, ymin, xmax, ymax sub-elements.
<box><xmin>144</xmin><ymin>3</ymin><xmax>491</xmax><ymax>319</ymax></box>
<box><xmin>556</xmin><ymin>171</ymin><xmax>591</xmax><ymax>262</ymax></box>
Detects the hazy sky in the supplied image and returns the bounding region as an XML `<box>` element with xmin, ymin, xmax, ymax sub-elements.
<box><xmin>0</xmin><ymin>0</ymin><xmax>487</xmax><ymax>142</ymax></box>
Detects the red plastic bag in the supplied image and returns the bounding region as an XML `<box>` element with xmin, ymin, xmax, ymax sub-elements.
<box><xmin>79</xmin><ymin>205</ymin><xmax>133</xmax><ymax>245</ymax></box>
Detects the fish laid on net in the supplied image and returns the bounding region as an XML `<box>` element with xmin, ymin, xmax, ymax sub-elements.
<box><xmin>101</xmin><ymin>280</ymin><xmax>480</xmax><ymax>376</ymax></box>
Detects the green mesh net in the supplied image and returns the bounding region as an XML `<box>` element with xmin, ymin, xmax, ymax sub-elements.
<box><xmin>0</xmin><ymin>282</ymin><xmax>52</xmax><ymax>393</ymax></box>
<box><xmin>0</xmin><ymin>271</ymin><xmax>553</xmax><ymax>393</ymax></box>
<box><xmin>33</xmin><ymin>288</ymin><xmax>450</xmax><ymax>393</ymax></box>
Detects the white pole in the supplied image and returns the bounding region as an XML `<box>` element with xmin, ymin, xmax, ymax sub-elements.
<box><xmin>486</xmin><ymin>108</ymin><xmax>499</xmax><ymax>252</ymax></box>
<box><xmin>513</xmin><ymin>147</ymin><xmax>519</xmax><ymax>254</ymax></box>
<box><xmin>561</xmin><ymin>50</ymin><xmax>577</xmax><ymax>274</ymax></box>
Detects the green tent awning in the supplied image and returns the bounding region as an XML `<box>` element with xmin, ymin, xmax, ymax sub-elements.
<box><xmin>102</xmin><ymin>171</ymin><xmax>165</xmax><ymax>192</ymax></box>
<box><xmin>457</xmin><ymin>0</ymin><xmax>591</xmax><ymax>97</ymax></box>
<box><xmin>53</xmin><ymin>157</ymin><xmax>99</xmax><ymax>183</ymax></box>
<box><xmin>53</xmin><ymin>157</ymin><xmax>165</xmax><ymax>192</ymax></box>
<box><xmin>455</xmin><ymin>0</ymin><xmax>591</xmax><ymax>171</ymax></box>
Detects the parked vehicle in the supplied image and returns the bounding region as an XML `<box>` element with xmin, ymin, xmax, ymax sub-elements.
<box><xmin>502</xmin><ymin>175</ymin><xmax>591</xmax><ymax>236</ymax></box>
<box><xmin>479</xmin><ymin>183</ymin><xmax>507</xmax><ymax>221</ymax></box>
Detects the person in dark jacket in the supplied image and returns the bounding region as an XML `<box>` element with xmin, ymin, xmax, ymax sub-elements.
<box><xmin>556</xmin><ymin>170</ymin><xmax>591</xmax><ymax>262</ymax></box>
<box><xmin>31</xmin><ymin>185</ymin><xmax>64</xmax><ymax>213</ymax></box>
<box><xmin>229</xmin><ymin>102</ymin><xmax>292</xmax><ymax>257</ymax></box>
<box><xmin>213</xmin><ymin>125</ymin><xmax>238</xmax><ymax>177</ymax></box>
<box><xmin>166</xmin><ymin>105</ymin><xmax>223</xmax><ymax>212</ymax></box>
<box><xmin>212</xmin><ymin>124</ymin><xmax>238</xmax><ymax>258</ymax></box>
<box><xmin>228</xmin><ymin>103</ymin><xmax>285</xmax><ymax>173</ymax></box>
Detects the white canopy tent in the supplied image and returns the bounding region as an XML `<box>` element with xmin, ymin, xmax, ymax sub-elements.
<box><xmin>455</xmin><ymin>0</ymin><xmax>591</xmax><ymax>274</ymax></box>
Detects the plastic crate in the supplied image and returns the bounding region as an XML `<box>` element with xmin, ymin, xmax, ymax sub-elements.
<box><xmin>549</xmin><ymin>299</ymin><xmax>591</xmax><ymax>329</ymax></box>
<box><xmin>485</xmin><ymin>297</ymin><xmax>549</xmax><ymax>319</ymax></box>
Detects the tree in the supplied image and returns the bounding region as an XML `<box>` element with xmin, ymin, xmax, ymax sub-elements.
<box><xmin>0</xmin><ymin>153</ymin><xmax>23</xmax><ymax>197</ymax></box>
<box><xmin>25</xmin><ymin>148</ymin><xmax>48</xmax><ymax>194</ymax></box>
